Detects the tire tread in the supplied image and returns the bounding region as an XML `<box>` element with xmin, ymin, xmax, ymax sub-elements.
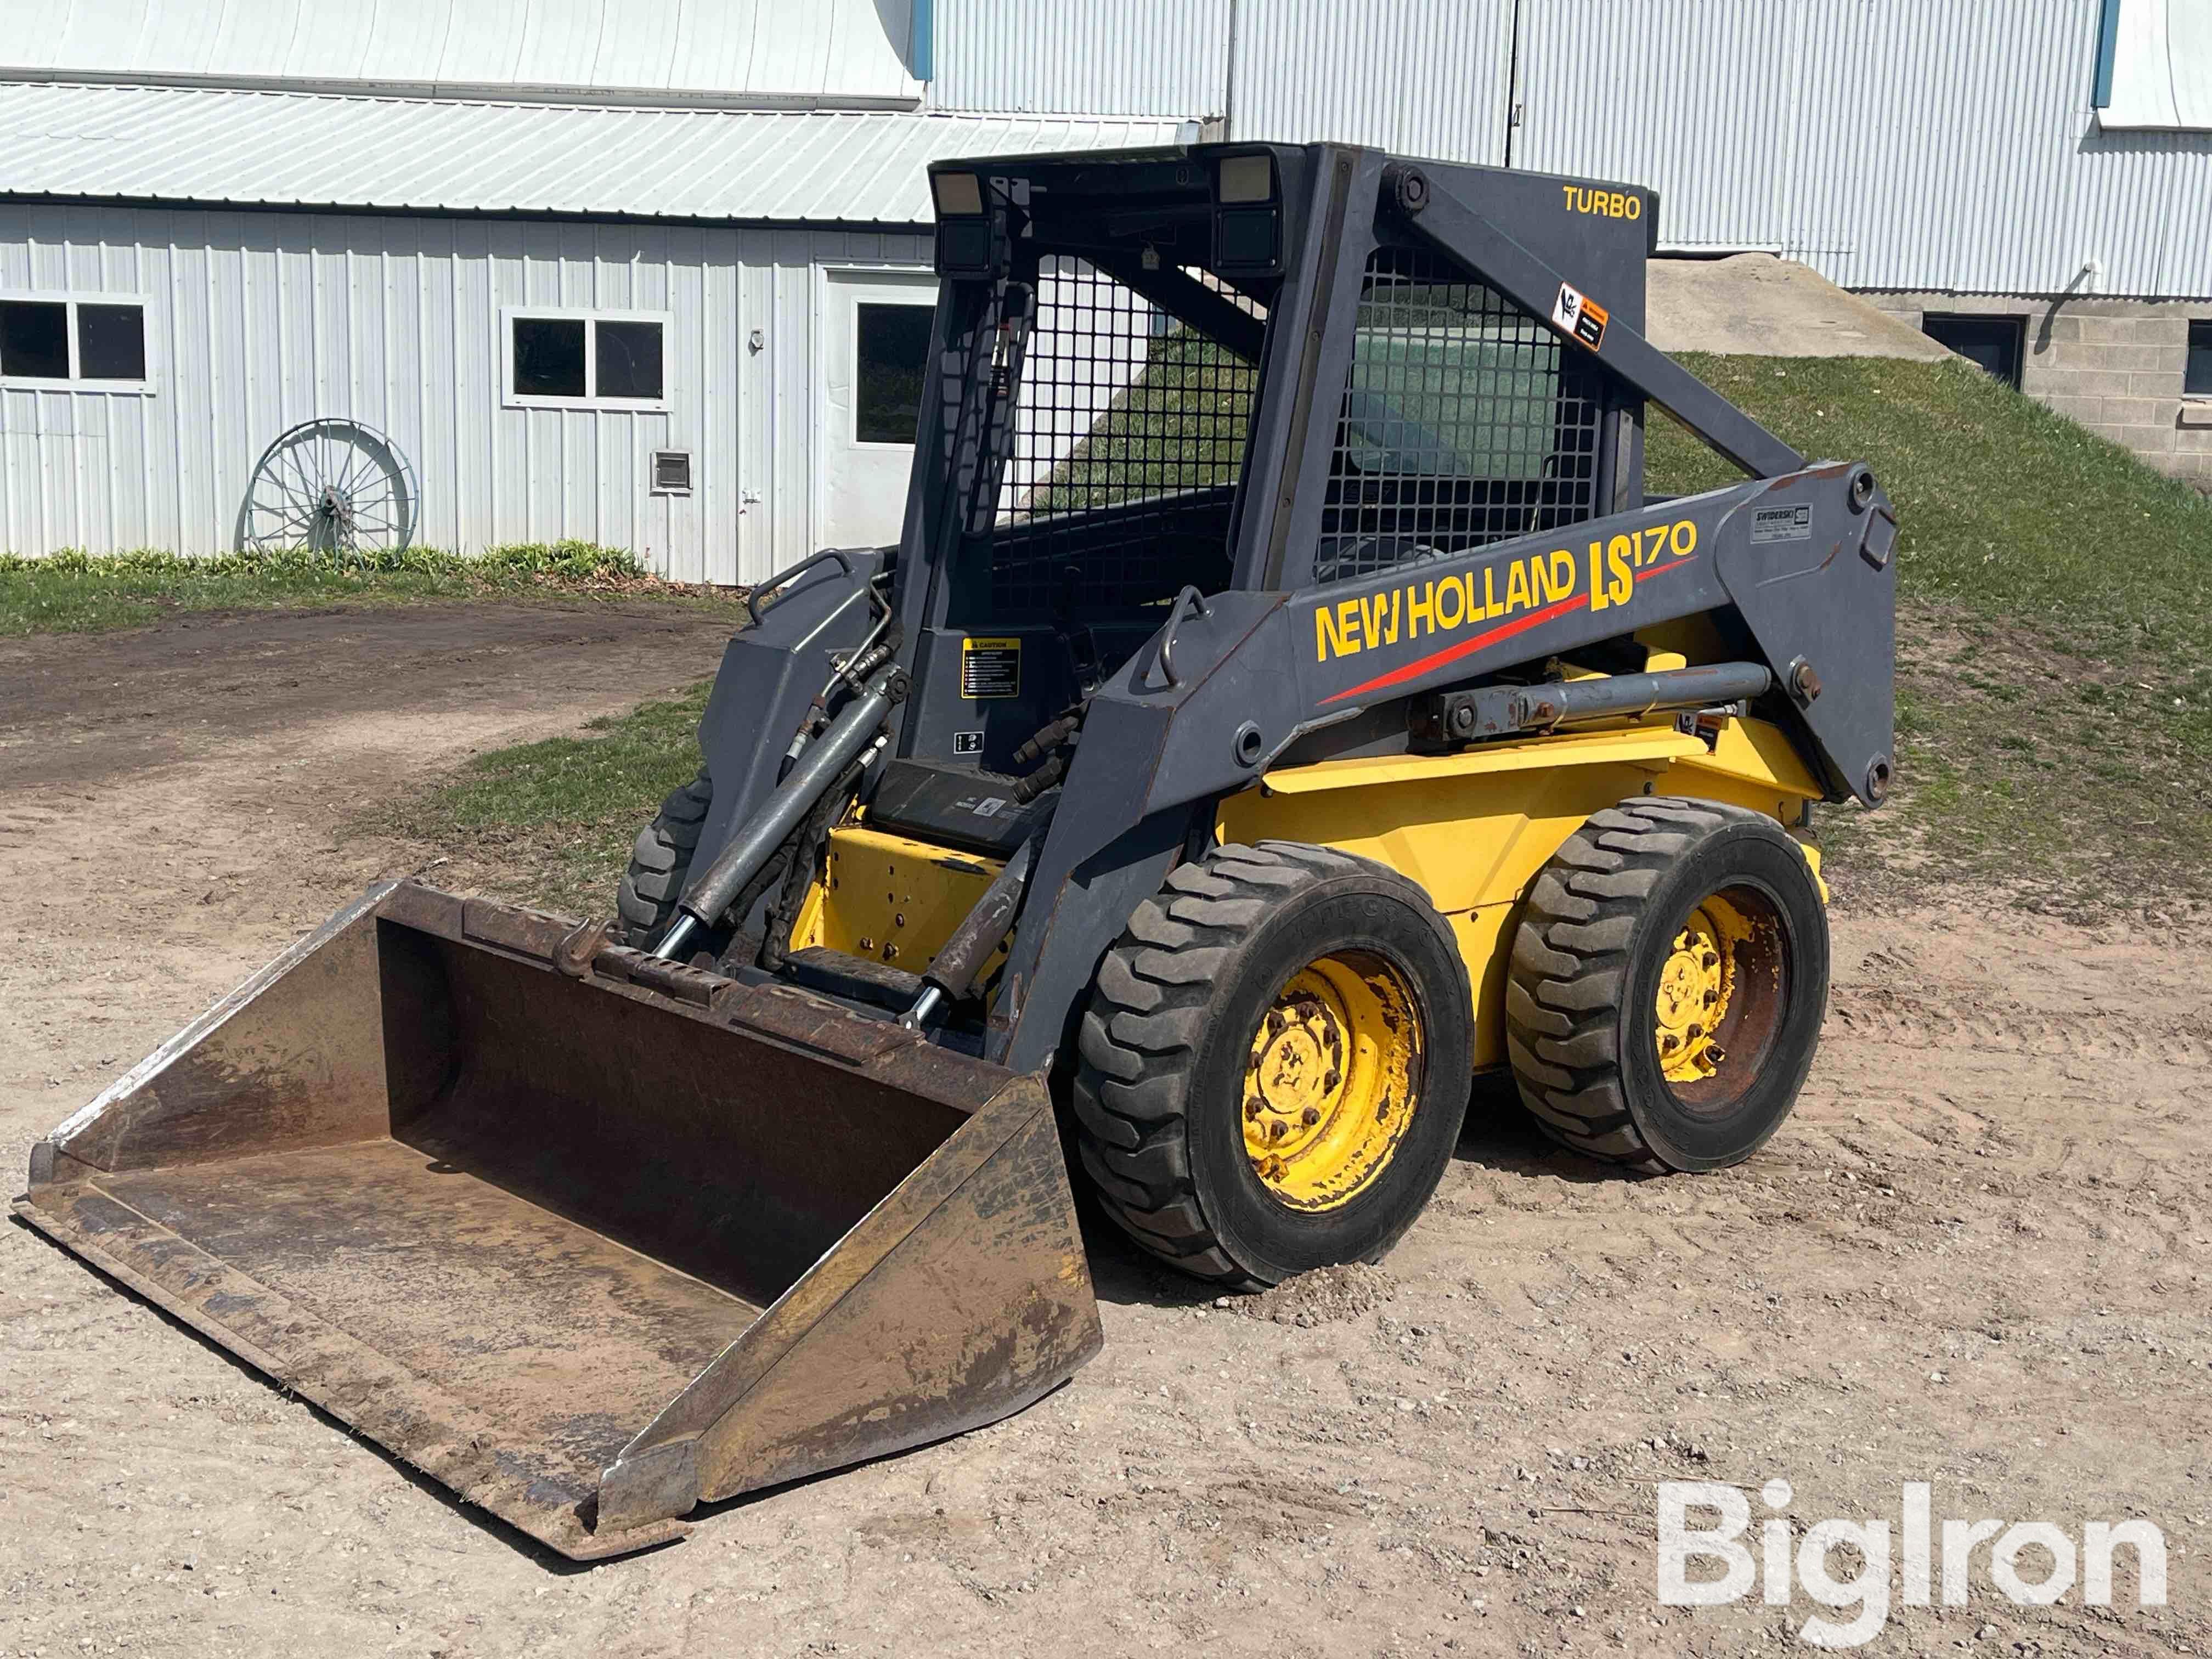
<box><xmin>1070</xmin><ymin>840</ymin><xmax>1446</xmax><ymax>1290</ymax></box>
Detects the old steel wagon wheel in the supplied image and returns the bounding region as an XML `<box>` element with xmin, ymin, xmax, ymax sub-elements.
<box><xmin>238</xmin><ymin>418</ymin><xmax>419</xmax><ymax>558</ymax></box>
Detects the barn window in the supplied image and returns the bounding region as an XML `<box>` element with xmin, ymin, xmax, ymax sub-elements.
<box><xmin>2187</xmin><ymin>320</ymin><xmax>2212</xmax><ymax>397</ymax></box>
<box><xmin>854</xmin><ymin>302</ymin><xmax>933</xmax><ymax>443</ymax></box>
<box><xmin>0</xmin><ymin>297</ymin><xmax>149</xmax><ymax>387</ymax></box>
<box><xmin>512</xmin><ymin>317</ymin><xmax>587</xmax><ymax>397</ymax></box>
<box><xmin>504</xmin><ymin>310</ymin><xmax>669</xmax><ymax>408</ymax></box>
<box><xmin>78</xmin><ymin>304</ymin><xmax>148</xmax><ymax>380</ymax></box>
<box><xmin>1</xmin><ymin>302</ymin><xmax>68</xmax><ymax>379</ymax></box>
<box><xmin>596</xmin><ymin>321</ymin><xmax>663</xmax><ymax>400</ymax></box>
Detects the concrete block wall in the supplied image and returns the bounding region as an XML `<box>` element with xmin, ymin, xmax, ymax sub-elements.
<box><xmin>1861</xmin><ymin>292</ymin><xmax>2212</xmax><ymax>488</ymax></box>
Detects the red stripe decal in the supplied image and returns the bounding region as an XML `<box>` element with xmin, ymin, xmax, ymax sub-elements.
<box><xmin>1316</xmin><ymin>556</ymin><xmax>1698</xmax><ymax>706</ymax></box>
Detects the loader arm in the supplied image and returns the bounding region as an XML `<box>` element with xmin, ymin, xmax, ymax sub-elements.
<box><xmin>1386</xmin><ymin>163</ymin><xmax>1807</xmax><ymax>480</ymax></box>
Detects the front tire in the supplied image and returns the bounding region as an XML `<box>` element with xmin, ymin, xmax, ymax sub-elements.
<box><xmin>1504</xmin><ymin>796</ymin><xmax>1829</xmax><ymax>1173</ymax></box>
<box><xmin>1072</xmin><ymin>841</ymin><xmax>1473</xmax><ymax>1288</ymax></box>
<box><xmin>614</xmin><ymin>769</ymin><xmax>712</xmax><ymax>945</ymax></box>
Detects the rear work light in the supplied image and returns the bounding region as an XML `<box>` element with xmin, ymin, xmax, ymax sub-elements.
<box><xmin>933</xmin><ymin>171</ymin><xmax>984</xmax><ymax>217</ymax></box>
<box><xmin>1216</xmin><ymin>153</ymin><xmax>1274</xmax><ymax>204</ymax></box>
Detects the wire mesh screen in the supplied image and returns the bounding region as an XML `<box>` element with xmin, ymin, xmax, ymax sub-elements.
<box><xmin>986</xmin><ymin>257</ymin><xmax>1259</xmax><ymax>614</ymax></box>
<box><xmin>1317</xmin><ymin>247</ymin><xmax>1605</xmax><ymax>584</ymax></box>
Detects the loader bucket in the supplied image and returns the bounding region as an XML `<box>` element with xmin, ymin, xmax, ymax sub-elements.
<box><xmin>13</xmin><ymin>882</ymin><xmax>1101</xmax><ymax>1560</ymax></box>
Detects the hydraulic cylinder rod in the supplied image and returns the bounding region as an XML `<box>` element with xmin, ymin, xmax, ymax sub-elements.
<box><xmin>1508</xmin><ymin>661</ymin><xmax>1773</xmax><ymax>728</ymax></box>
<box><xmin>653</xmin><ymin>666</ymin><xmax>901</xmax><ymax>961</ymax></box>
<box><xmin>899</xmin><ymin>817</ymin><xmax>1050</xmax><ymax>1030</ymax></box>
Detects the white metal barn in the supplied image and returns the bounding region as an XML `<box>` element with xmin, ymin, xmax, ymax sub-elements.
<box><xmin>7</xmin><ymin>0</ymin><xmax>2209</xmax><ymax>573</ymax></box>
<box><xmin>0</xmin><ymin>2</ymin><xmax>1181</xmax><ymax>582</ymax></box>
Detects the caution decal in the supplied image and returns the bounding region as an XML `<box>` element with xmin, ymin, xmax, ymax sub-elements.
<box><xmin>1551</xmin><ymin>281</ymin><xmax>1609</xmax><ymax>351</ymax></box>
<box><xmin>960</xmin><ymin>636</ymin><xmax>1021</xmax><ymax>699</ymax></box>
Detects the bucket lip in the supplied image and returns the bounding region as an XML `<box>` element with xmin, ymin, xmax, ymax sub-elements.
<box><xmin>13</xmin><ymin>1178</ymin><xmax>695</xmax><ymax>1562</ymax></box>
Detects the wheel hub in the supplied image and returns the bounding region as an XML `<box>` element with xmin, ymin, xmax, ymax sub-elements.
<box><xmin>1246</xmin><ymin>997</ymin><xmax>1346</xmax><ymax>1163</ymax></box>
<box><xmin>1655</xmin><ymin>899</ymin><xmax>1747</xmax><ymax>1084</ymax></box>
<box><xmin>314</xmin><ymin>485</ymin><xmax>355</xmax><ymax>541</ymax></box>
<box><xmin>1243</xmin><ymin>957</ymin><xmax>1419</xmax><ymax>1210</ymax></box>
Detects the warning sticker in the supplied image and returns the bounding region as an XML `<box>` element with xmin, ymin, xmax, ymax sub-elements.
<box><xmin>1751</xmin><ymin>503</ymin><xmax>1814</xmax><ymax>544</ymax></box>
<box><xmin>960</xmin><ymin>636</ymin><xmax>1021</xmax><ymax>699</ymax></box>
<box><xmin>1551</xmin><ymin>282</ymin><xmax>1609</xmax><ymax>351</ymax></box>
<box><xmin>952</xmin><ymin>729</ymin><xmax>985</xmax><ymax>756</ymax></box>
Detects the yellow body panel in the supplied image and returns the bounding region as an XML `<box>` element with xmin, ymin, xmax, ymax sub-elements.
<box><xmin>1216</xmin><ymin>715</ymin><xmax>1825</xmax><ymax>1068</ymax></box>
<box><xmin>788</xmin><ymin>822</ymin><xmax>1006</xmax><ymax>973</ymax></box>
<box><xmin>783</xmin><ymin>716</ymin><xmax>1823</xmax><ymax>1074</ymax></box>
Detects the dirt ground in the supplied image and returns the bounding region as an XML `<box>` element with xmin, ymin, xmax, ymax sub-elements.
<box><xmin>2</xmin><ymin>606</ymin><xmax>2206</xmax><ymax>1658</ymax></box>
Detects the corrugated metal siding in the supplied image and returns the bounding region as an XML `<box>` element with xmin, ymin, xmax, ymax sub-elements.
<box><xmin>0</xmin><ymin>202</ymin><xmax>933</xmax><ymax>580</ymax></box>
<box><xmin>928</xmin><ymin>0</ymin><xmax>1229</xmax><ymax>116</ymax></box>
<box><xmin>7</xmin><ymin>0</ymin><xmax>923</xmax><ymax>107</ymax></box>
<box><xmin>1511</xmin><ymin>0</ymin><xmax>1807</xmax><ymax>250</ymax></box>
<box><xmin>0</xmin><ymin>84</ymin><xmax>1185</xmax><ymax>223</ymax></box>
<box><xmin>1782</xmin><ymin>0</ymin><xmax>2101</xmax><ymax>292</ymax></box>
<box><xmin>1227</xmin><ymin>0</ymin><xmax>1515</xmax><ymax>163</ymax></box>
<box><xmin>1516</xmin><ymin>0</ymin><xmax>2212</xmax><ymax>298</ymax></box>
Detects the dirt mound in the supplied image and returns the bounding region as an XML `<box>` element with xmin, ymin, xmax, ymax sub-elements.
<box><xmin>1228</xmin><ymin>1262</ymin><xmax>1396</xmax><ymax>1327</ymax></box>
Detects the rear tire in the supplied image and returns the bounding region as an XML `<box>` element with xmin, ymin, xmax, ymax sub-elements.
<box><xmin>1504</xmin><ymin>796</ymin><xmax>1829</xmax><ymax>1173</ymax></box>
<box><xmin>1071</xmin><ymin>841</ymin><xmax>1472</xmax><ymax>1288</ymax></box>
<box><xmin>614</xmin><ymin>770</ymin><xmax>712</xmax><ymax>945</ymax></box>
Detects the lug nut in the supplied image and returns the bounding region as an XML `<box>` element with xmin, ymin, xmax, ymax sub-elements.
<box><xmin>1702</xmin><ymin>950</ymin><xmax>1719</xmax><ymax>969</ymax></box>
<box><xmin>1245</xmin><ymin>1096</ymin><xmax>1266</xmax><ymax>1120</ymax></box>
<box><xmin>1301</xmin><ymin>1107</ymin><xmax>1321</xmax><ymax>1126</ymax></box>
<box><xmin>1707</xmin><ymin>1045</ymin><xmax>1728</xmax><ymax>1065</ymax></box>
<box><xmin>1268</xmin><ymin>1120</ymin><xmax>1288</xmax><ymax>1142</ymax></box>
<box><xmin>1267</xmin><ymin>1011</ymin><xmax>1286</xmax><ymax>1037</ymax></box>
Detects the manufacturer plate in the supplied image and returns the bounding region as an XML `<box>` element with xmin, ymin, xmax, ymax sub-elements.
<box><xmin>1751</xmin><ymin>503</ymin><xmax>1813</xmax><ymax>544</ymax></box>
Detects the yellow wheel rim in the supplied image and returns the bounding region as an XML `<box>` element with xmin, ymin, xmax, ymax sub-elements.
<box><xmin>1242</xmin><ymin>951</ymin><xmax>1421</xmax><ymax>1211</ymax></box>
<box><xmin>1655</xmin><ymin>893</ymin><xmax>1757</xmax><ymax>1085</ymax></box>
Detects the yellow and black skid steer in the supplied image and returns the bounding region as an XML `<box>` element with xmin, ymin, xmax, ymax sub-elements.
<box><xmin>19</xmin><ymin>142</ymin><xmax>1895</xmax><ymax>1558</ymax></box>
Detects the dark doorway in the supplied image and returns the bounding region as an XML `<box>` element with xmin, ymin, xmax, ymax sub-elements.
<box><xmin>1921</xmin><ymin>313</ymin><xmax>2026</xmax><ymax>388</ymax></box>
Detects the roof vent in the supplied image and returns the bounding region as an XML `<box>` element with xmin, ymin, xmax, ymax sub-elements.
<box><xmin>651</xmin><ymin>450</ymin><xmax>692</xmax><ymax>494</ymax></box>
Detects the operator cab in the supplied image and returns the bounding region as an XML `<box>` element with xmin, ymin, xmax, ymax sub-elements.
<box><xmin>887</xmin><ymin>143</ymin><xmax>1651</xmax><ymax>781</ymax></box>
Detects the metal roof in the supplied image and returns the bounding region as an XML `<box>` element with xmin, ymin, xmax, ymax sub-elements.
<box><xmin>0</xmin><ymin>82</ymin><xmax>1187</xmax><ymax>223</ymax></box>
<box><xmin>3</xmin><ymin>0</ymin><xmax>924</xmax><ymax>109</ymax></box>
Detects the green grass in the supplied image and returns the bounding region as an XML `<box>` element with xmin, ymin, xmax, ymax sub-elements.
<box><xmin>386</xmin><ymin>680</ymin><xmax>713</xmax><ymax>918</ymax></box>
<box><xmin>0</xmin><ymin>541</ymin><xmax>729</xmax><ymax>636</ymax></box>
<box><xmin>1648</xmin><ymin>355</ymin><xmax>2212</xmax><ymax>910</ymax></box>
<box><xmin>1031</xmin><ymin>333</ymin><xmax>1253</xmax><ymax>512</ymax></box>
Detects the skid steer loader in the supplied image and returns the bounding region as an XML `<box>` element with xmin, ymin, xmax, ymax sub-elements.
<box><xmin>18</xmin><ymin>143</ymin><xmax>1894</xmax><ymax>1559</ymax></box>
